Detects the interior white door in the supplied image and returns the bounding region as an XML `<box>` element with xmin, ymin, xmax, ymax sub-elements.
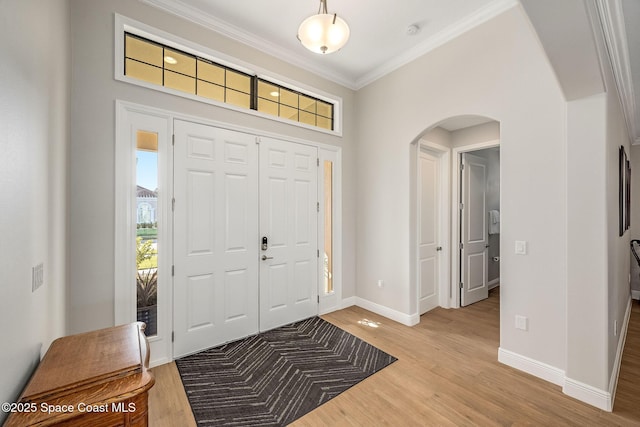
<box><xmin>173</xmin><ymin>120</ymin><xmax>259</xmax><ymax>358</ymax></box>
<box><xmin>461</xmin><ymin>152</ymin><xmax>489</xmax><ymax>307</ymax></box>
<box><xmin>259</xmin><ymin>137</ymin><xmax>318</xmax><ymax>331</ymax></box>
<box><xmin>418</xmin><ymin>149</ymin><xmax>440</xmax><ymax>314</ymax></box>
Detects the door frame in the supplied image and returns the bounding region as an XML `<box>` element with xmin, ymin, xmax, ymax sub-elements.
<box><xmin>115</xmin><ymin>101</ymin><xmax>173</xmax><ymax>367</ymax></box>
<box><xmin>451</xmin><ymin>140</ymin><xmax>500</xmax><ymax>308</ymax></box>
<box><xmin>413</xmin><ymin>140</ymin><xmax>451</xmax><ymax>314</ymax></box>
<box><xmin>115</xmin><ymin>101</ymin><xmax>343</xmax><ymax>365</ymax></box>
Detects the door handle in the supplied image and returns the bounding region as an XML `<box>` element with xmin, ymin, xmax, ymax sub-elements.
<box><xmin>485</xmin><ymin>244</ymin><xmax>490</xmax><ymax>248</ymax></box>
<box><xmin>436</xmin><ymin>246</ymin><xmax>443</xmax><ymax>251</ymax></box>
<box><xmin>261</xmin><ymin>255</ymin><xmax>274</xmax><ymax>261</ymax></box>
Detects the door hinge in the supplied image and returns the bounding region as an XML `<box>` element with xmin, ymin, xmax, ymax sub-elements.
<box><xmin>171</xmin><ymin>331</ymin><xmax>174</xmax><ymax>342</ymax></box>
<box><xmin>171</xmin><ymin>265</ymin><xmax>175</xmax><ymax>277</ymax></box>
<box><xmin>172</xmin><ymin>134</ymin><xmax>175</xmax><ymax>146</ymax></box>
<box><xmin>317</xmin><ymin>295</ymin><xmax>320</xmax><ymax>303</ymax></box>
<box><xmin>459</xmin><ymin>242</ymin><xmax>464</xmax><ymax>250</ymax></box>
<box><xmin>172</xmin><ymin>197</ymin><xmax>175</xmax><ymax>212</ymax></box>
<box><xmin>460</xmin><ymin>282</ymin><xmax>464</xmax><ymax>289</ymax></box>
<box><xmin>317</xmin><ymin>202</ymin><xmax>320</xmax><ymax>212</ymax></box>
<box><xmin>255</xmin><ymin>136</ymin><xmax>261</xmax><ymax>144</ymax></box>
<box><xmin>317</xmin><ymin>249</ymin><xmax>320</xmax><ymax>258</ymax></box>
<box><xmin>317</xmin><ymin>158</ymin><xmax>320</xmax><ymax>167</ymax></box>
<box><xmin>461</xmin><ymin>163</ymin><xmax>465</xmax><ymax>170</ymax></box>
<box><xmin>459</xmin><ymin>203</ymin><xmax>464</xmax><ymax>210</ymax></box>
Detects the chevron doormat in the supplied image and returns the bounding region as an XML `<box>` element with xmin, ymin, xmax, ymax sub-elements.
<box><xmin>175</xmin><ymin>316</ymin><xmax>397</xmax><ymax>426</ymax></box>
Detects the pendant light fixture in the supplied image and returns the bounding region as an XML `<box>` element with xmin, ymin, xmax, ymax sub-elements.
<box><xmin>297</xmin><ymin>0</ymin><xmax>350</xmax><ymax>54</ymax></box>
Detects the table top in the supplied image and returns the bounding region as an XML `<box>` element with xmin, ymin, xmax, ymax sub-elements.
<box><xmin>22</xmin><ymin>323</ymin><xmax>144</xmax><ymax>402</ymax></box>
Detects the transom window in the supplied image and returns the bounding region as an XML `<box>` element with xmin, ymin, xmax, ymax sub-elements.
<box><xmin>257</xmin><ymin>80</ymin><xmax>333</xmax><ymax>130</ymax></box>
<box><xmin>124</xmin><ymin>33</ymin><xmax>334</xmax><ymax>131</ymax></box>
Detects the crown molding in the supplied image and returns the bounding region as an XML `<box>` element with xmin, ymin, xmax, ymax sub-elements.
<box><xmin>354</xmin><ymin>0</ymin><xmax>520</xmax><ymax>89</ymax></box>
<box><xmin>595</xmin><ymin>0</ymin><xmax>639</xmax><ymax>145</ymax></box>
<box><xmin>139</xmin><ymin>0</ymin><xmax>359</xmax><ymax>89</ymax></box>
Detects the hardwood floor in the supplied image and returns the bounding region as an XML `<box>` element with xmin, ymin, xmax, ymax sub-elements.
<box><xmin>149</xmin><ymin>290</ymin><xmax>640</xmax><ymax>426</ymax></box>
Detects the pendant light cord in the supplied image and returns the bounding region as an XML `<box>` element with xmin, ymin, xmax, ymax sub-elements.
<box><xmin>319</xmin><ymin>0</ymin><xmax>328</xmax><ymax>14</ymax></box>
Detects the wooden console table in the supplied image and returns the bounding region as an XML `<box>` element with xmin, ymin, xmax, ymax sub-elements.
<box><xmin>5</xmin><ymin>322</ymin><xmax>155</xmax><ymax>426</ymax></box>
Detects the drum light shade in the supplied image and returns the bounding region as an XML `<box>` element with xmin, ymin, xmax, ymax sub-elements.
<box><xmin>297</xmin><ymin>0</ymin><xmax>350</xmax><ymax>54</ymax></box>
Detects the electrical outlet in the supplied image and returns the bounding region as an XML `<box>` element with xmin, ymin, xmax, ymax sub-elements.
<box><xmin>377</xmin><ymin>280</ymin><xmax>384</xmax><ymax>288</ymax></box>
<box><xmin>32</xmin><ymin>263</ymin><xmax>44</xmax><ymax>292</ymax></box>
<box><xmin>515</xmin><ymin>315</ymin><xmax>528</xmax><ymax>331</ymax></box>
<box><xmin>515</xmin><ymin>241</ymin><xmax>527</xmax><ymax>255</ymax></box>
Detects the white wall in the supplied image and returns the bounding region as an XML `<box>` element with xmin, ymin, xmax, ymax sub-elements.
<box><xmin>421</xmin><ymin>126</ymin><xmax>451</xmax><ymax>147</ymax></box>
<box><xmin>68</xmin><ymin>0</ymin><xmax>356</xmax><ymax>333</ymax></box>
<box><xmin>564</xmin><ymin>12</ymin><xmax>633</xmax><ymax>402</ymax></box>
<box><xmin>355</xmin><ymin>4</ymin><xmax>568</xmax><ymax>371</ymax></box>
<box><xmin>0</xmin><ymin>0</ymin><xmax>69</xmax><ymax>419</ymax></box>
<box><xmin>451</xmin><ymin>121</ymin><xmax>500</xmax><ymax>148</ymax></box>
<box><xmin>604</xmin><ymin>56</ymin><xmax>632</xmax><ymax>390</ymax></box>
<box><xmin>630</xmin><ymin>145</ymin><xmax>640</xmax><ymax>295</ymax></box>
<box><xmin>566</xmin><ymin>94</ymin><xmax>609</xmax><ymax>391</ymax></box>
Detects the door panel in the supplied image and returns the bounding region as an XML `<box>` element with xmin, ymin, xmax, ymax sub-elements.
<box><xmin>259</xmin><ymin>138</ymin><xmax>318</xmax><ymax>331</ymax></box>
<box><xmin>187</xmin><ymin>274</ymin><xmax>214</xmax><ymax>330</ymax></box>
<box><xmin>461</xmin><ymin>152</ymin><xmax>488</xmax><ymax>307</ymax></box>
<box><xmin>418</xmin><ymin>150</ymin><xmax>440</xmax><ymax>314</ymax></box>
<box><xmin>173</xmin><ymin>120</ymin><xmax>259</xmax><ymax>357</ymax></box>
<box><xmin>224</xmin><ymin>269</ymin><xmax>249</xmax><ymax>321</ymax></box>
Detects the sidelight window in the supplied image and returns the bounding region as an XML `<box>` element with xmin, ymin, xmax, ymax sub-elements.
<box><xmin>136</xmin><ymin>130</ymin><xmax>159</xmax><ymax>336</ymax></box>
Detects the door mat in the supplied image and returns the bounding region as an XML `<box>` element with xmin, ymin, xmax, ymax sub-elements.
<box><xmin>175</xmin><ymin>316</ymin><xmax>397</xmax><ymax>426</ymax></box>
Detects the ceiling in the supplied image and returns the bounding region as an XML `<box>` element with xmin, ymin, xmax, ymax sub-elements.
<box><xmin>141</xmin><ymin>0</ymin><xmax>518</xmax><ymax>89</ymax></box>
<box><xmin>521</xmin><ymin>0</ymin><xmax>640</xmax><ymax>145</ymax></box>
<box><xmin>142</xmin><ymin>0</ymin><xmax>639</xmax><ymax>143</ymax></box>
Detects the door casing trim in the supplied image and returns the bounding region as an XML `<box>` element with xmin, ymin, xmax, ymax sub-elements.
<box><xmin>115</xmin><ymin>100</ymin><xmax>343</xmax><ymax>365</ymax></box>
<box><xmin>451</xmin><ymin>140</ymin><xmax>500</xmax><ymax>308</ymax></box>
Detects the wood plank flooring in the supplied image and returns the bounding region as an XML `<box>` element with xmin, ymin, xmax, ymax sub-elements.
<box><xmin>149</xmin><ymin>289</ymin><xmax>640</xmax><ymax>426</ymax></box>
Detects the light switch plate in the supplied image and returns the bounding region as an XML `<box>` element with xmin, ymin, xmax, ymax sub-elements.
<box><xmin>515</xmin><ymin>240</ymin><xmax>527</xmax><ymax>255</ymax></box>
<box><xmin>515</xmin><ymin>315</ymin><xmax>528</xmax><ymax>331</ymax></box>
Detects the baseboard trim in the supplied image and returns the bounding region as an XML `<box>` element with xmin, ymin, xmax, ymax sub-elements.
<box><xmin>607</xmin><ymin>295</ymin><xmax>633</xmax><ymax>411</ymax></box>
<box><xmin>498</xmin><ymin>347</ymin><xmax>565</xmax><ymax>386</ymax></box>
<box><xmin>149</xmin><ymin>356</ymin><xmax>171</xmax><ymax>369</ymax></box>
<box><xmin>561</xmin><ymin>299</ymin><xmax>631</xmax><ymax>414</ymax></box>
<box><xmin>488</xmin><ymin>278</ymin><xmax>500</xmax><ymax>290</ymax></box>
<box><xmin>632</xmin><ymin>289</ymin><xmax>640</xmax><ymax>300</ymax></box>
<box><xmin>351</xmin><ymin>297</ymin><xmax>419</xmax><ymax>326</ymax></box>
<box><xmin>339</xmin><ymin>296</ymin><xmax>357</xmax><ymax>310</ymax></box>
<box><xmin>563</xmin><ymin>378</ymin><xmax>611</xmax><ymax>411</ymax></box>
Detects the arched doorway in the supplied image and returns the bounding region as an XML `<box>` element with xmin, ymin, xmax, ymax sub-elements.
<box><xmin>410</xmin><ymin>115</ymin><xmax>500</xmax><ymax>315</ymax></box>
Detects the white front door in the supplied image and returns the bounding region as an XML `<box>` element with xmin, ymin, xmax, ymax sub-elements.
<box><xmin>259</xmin><ymin>137</ymin><xmax>319</xmax><ymax>331</ymax></box>
<box><xmin>173</xmin><ymin>120</ymin><xmax>259</xmax><ymax>357</ymax></box>
<box><xmin>461</xmin><ymin>152</ymin><xmax>489</xmax><ymax>307</ymax></box>
<box><xmin>173</xmin><ymin>123</ymin><xmax>320</xmax><ymax>356</ymax></box>
<box><xmin>418</xmin><ymin>149</ymin><xmax>440</xmax><ymax>314</ymax></box>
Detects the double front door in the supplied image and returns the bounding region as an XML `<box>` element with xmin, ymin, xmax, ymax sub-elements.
<box><xmin>173</xmin><ymin>120</ymin><xmax>318</xmax><ymax>357</ymax></box>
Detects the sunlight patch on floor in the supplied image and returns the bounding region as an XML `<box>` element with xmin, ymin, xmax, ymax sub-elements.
<box><xmin>358</xmin><ymin>318</ymin><xmax>381</xmax><ymax>328</ymax></box>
